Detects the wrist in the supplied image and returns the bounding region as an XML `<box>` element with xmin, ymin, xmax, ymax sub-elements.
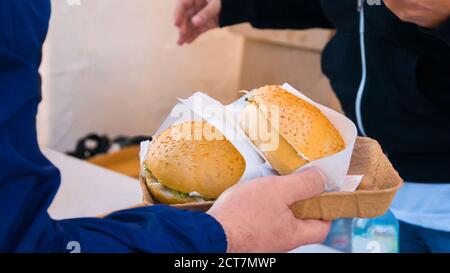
<box><xmin>208</xmin><ymin>211</ymin><xmax>257</xmax><ymax>253</ymax></box>
<box><xmin>432</xmin><ymin>15</ymin><xmax>450</xmax><ymax>29</ymax></box>
<box><xmin>421</xmin><ymin>16</ymin><xmax>450</xmax><ymax>44</ymax></box>
<box><xmin>207</xmin><ymin>212</ymin><xmax>233</xmax><ymax>252</ymax></box>
<box><xmin>430</xmin><ymin>4</ymin><xmax>450</xmax><ymax>29</ymax></box>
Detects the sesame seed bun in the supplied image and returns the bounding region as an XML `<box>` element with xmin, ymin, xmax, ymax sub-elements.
<box><xmin>240</xmin><ymin>85</ymin><xmax>345</xmax><ymax>175</ymax></box>
<box><xmin>144</xmin><ymin>121</ymin><xmax>245</xmax><ymax>204</ymax></box>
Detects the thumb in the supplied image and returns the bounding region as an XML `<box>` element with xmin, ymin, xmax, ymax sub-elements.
<box><xmin>274</xmin><ymin>167</ymin><xmax>326</xmax><ymax>205</ymax></box>
<box><xmin>191</xmin><ymin>1</ymin><xmax>218</xmax><ymax>27</ymax></box>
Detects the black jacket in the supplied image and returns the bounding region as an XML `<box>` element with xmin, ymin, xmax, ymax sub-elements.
<box><xmin>220</xmin><ymin>0</ymin><xmax>450</xmax><ymax>183</ymax></box>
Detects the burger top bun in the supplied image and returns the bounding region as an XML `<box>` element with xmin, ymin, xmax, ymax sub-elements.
<box><xmin>241</xmin><ymin>85</ymin><xmax>345</xmax><ymax>175</ymax></box>
<box><xmin>145</xmin><ymin>121</ymin><xmax>245</xmax><ymax>199</ymax></box>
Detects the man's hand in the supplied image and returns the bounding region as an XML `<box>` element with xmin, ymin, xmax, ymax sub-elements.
<box><xmin>174</xmin><ymin>0</ymin><xmax>221</xmax><ymax>45</ymax></box>
<box><xmin>384</xmin><ymin>0</ymin><xmax>450</xmax><ymax>29</ymax></box>
<box><xmin>208</xmin><ymin>168</ymin><xmax>331</xmax><ymax>253</ymax></box>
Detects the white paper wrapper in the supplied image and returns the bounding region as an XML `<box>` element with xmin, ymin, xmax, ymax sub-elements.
<box><xmin>284</xmin><ymin>83</ymin><xmax>360</xmax><ymax>191</ymax></box>
<box><xmin>141</xmin><ymin>83</ymin><xmax>362</xmax><ymax>192</ymax></box>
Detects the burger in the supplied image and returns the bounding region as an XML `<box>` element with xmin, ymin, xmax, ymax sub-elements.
<box><xmin>240</xmin><ymin>85</ymin><xmax>345</xmax><ymax>175</ymax></box>
<box><xmin>143</xmin><ymin>121</ymin><xmax>246</xmax><ymax>204</ymax></box>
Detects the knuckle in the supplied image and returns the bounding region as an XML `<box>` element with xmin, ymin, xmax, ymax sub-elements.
<box><xmin>300</xmin><ymin>169</ymin><xmax>324</xmax><ymax>192</ymax></box>
<box><xmin>301</xmin><ymin>177</ymin><xmax>316</xmax><ymax>195</ymax></box>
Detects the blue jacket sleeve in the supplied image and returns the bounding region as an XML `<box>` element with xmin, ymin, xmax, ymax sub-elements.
<box><xmin>0</xmin><ymin>0</ymin><xmax>227</xmax><ymax>253</ymax></box>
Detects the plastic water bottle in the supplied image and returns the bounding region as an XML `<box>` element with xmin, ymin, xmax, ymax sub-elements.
<box><xmin>351</xmin><ymin>210</ymin><xmax>399</xmax><ymax>253</ymax></box>
<box><xmin>324</xmin><ymin>219</ymin><xmax>352</xmax><ymax>252</ymax></box>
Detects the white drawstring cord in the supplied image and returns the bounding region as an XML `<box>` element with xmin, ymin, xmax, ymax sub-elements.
<box><xmin>355</xmin><ymin>0</ymin><xmax>368</xmax><ymax>137</ymax></box>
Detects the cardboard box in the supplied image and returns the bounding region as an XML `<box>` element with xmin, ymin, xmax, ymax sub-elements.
<box><xmin>229</xmin><ymin>24</ymin><xmax>343</xmax><ymax>113</ymax></box>
<box><xmin>140</xmin><ymin>137</ymin><xmax>403</xmax><ymax>220</ymax></box>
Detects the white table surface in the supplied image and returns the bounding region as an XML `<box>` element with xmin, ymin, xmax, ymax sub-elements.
<box><xmin>44</xmin><ymin>149</ymin><xmax>340</xmax><ymax>253</ymax></box>
<box><xmin>45</xmin><ymin>149</ymin><xmax>143</xmax><ymax>220</ymax></box>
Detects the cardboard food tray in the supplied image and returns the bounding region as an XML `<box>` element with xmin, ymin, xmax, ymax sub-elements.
<box><xmin>140</xmin><ymin>137</ymin><xmax>403</xmax><ymax>220</ymax></box>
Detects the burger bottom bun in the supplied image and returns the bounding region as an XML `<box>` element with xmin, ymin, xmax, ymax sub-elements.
<box><xmin>147</xmin><ymin>182</ymin><xmax>199</xmax><ymax>205</ymax></box>
<box><xmin>144</xmin><ymin>170</ymin><xmax>201</xmax><ymax>204</ymax></box>
<box><xmin>143</xmin><ymin>162</ymin><xmax>204</xmax><ymax>205</ymax></box>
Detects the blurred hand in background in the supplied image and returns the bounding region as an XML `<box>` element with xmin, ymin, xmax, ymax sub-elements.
<box><xmin>384</xmin><ymin>0</ymin><xmax>450</xmax><ymax>28</ymax></box>
<box><xmin>175</xmin><ymin>0</ymin><xmax>221</xmax><ymax>45</ymax></box>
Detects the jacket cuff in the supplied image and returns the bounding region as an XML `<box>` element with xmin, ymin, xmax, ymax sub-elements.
<box><xmin>145</xmin><ymin>205</ymin><xmax>228</xmax><ymax>253</ymax></box>
<box><xmin>219</xmin><ymin>0</ymin><xmax>254</xmax><ymax>27</ymax></box>
<box><xmin>421</xmin><ymin>18</ymin><xmax>450</xmax><ymax>46</ymax></box>
<box><xmin>191</xmin><ymin>210</ymin><xmax>228</xmax><ymax>253</ymax></box>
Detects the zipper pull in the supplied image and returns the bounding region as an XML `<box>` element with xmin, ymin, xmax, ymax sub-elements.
<box><xmin>358</xmin><ymin>0</ymin><xmax>363</xmax><ymax>12</ymax></box>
